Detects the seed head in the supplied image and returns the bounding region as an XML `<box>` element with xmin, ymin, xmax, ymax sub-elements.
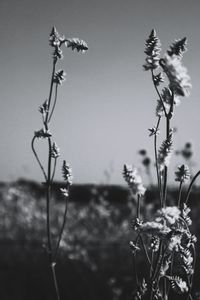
<box><xmin>143</xmin><ymin>29</ymin><xmax>161</xmax><ymax>71</ymax></box>
<box><xmin>158</xmin><ymin>133</ymin><xmax>173</xmax><ymax>171</ymax></box>
<box><xmin>62</xmin><ymin>160</ymin><xmax>73</xmax><ymax>186</ymax></box>
<box><xmin>160</xmin><ymin>55</ymin><xmax>192</xmax><ymax>97</ymax></box>
<box><xmin>51</xmin><ymin>142</ymin><xmax>60</xmax><ymax>158</ymax></box>
<box><xmin>123</xmin><ymin>164</ymin><xmax>146</xmax><ymax>196</ymax></box>
<box><xmin>175</xmin><ymin>164</ymin><xmax>190</xmax><ymax>182</ymax></box>
<box><xmin>65</xmin><ymin>38</ymin><xmax>88</xmax><ymax>53</ymax></box>
<box><xmin>167</xmin><ymin>37</ymin><xmax>187</xmax><ymax>58</ymax></box>
<box><xmin>53</xmin><ymin>70</ymin><xmax>66</xmax><ymax>85</ymax></box>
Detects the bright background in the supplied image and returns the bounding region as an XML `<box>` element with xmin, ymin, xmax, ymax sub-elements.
<box><xmin>0</xmin><ymin>0</ymin><xmax>200</xmax><ymax>184</ymax></box>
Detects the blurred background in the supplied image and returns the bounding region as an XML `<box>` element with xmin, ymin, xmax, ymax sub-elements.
<box><xmin>1</xmin><ymin>0</ymin><xmax>200</xmax><ymax>299</ymax></box>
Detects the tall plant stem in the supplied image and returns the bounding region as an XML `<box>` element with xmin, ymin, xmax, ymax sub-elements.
<box><xmin>44</xmin><ymin>58</ymin><xmax>61</xmax><ymax>300</ymax></box>
<box><xmin>54</xmin><ymin>197</ymin><xmax>69</xmax><ymax>261</ymax></box>
<box><xmin>154</xmin><ymin>116</ymin><xmax>162</xmax><ymax>206</ymax></box>
<box><xmin>51</xmin><ymin>263</ymin><xmax>61</xmax><ymax>300</ymax></box>
<box><xmin>185</xmin><ymin>170</ymin><xmax>200</xmax><ymax>204</ymax></box>
<box><xmin>132</xmin><ymin>234</ymin><xmax>140</xmax><ymax>287</ymax></box>
<box><xmin>178</xmin><ymin>180</ymin><xmax>183</xmax><ymax>208</ymax></box>
<box><xmin>136</xmin><ymin>194</ymin><xmax>140</xmax><ymax>219</ymax></box>
<box><xmin>162</xmin><ymin>117</ymin><xmax>170</xmax><ymax>207</ymax></box>
<box><xmin>31</xmin><ymin>136</ymin><xmax>47</xmax><ymax>181</ymax></box>
<box><xmin>45</xmin><ymin>59</ymin><xmax>57</xmax><ymax>124</ymax></box>
<box><xmin>49</xmin><ymin>83</ymin><xmax>58</xmax><ymax>122</ymax></box>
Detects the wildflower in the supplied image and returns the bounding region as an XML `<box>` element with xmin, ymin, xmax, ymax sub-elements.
<box><xmin>160</xmin><ymin>54</ymin><xmax>192</xmax><ymax>97</ymax></box>
<box><xmin>51</xmin><ymin>142</ymin><xmax>60</xmax><ymax>158</ymax></box>
<box><xmin>129</xmin><ymin>241</ymin><xmax>140</xmax><ymax>254</ymax></box>
<box><xmin>151</xmin><ymin>236</ymin><xmax>160</xmax><ymax>252</ymax></box>
<box><xmin>142</xmin><ymin>157</ymin><xmax>151</xmax><ymax>167</ymax></box>
<box><xmin>182</xmin><ymin>142</ymin><xmax>193</xmax><ymax>160</ymax></box>
<box><xmin>49</xmin><ymin>27</ymin><xmax>61</xmax><ymax>48</ymax></box>
<box><xmin>180</xmin><ymin>248</ymin><xmax>194</xmax><ymax>275</ymax></box>
<box><xmin>167</xmin><ymin>276</ymin><xmax>188</xmax><ymax>294</ymax></box>
<box><xmin>140</xmin><ymin>221</ymin><xmax>170</xmax><ymax>236</ymax></box>
<box><xmin>158</xmin><ymin>133</ymin><xmax>173</xmax><ymax>171</ymax></box>
<box><xmin>62</xmin><ymin>161</ymin><xmax>73</xmax><ymax>186</ymax></box>
<box><xmin>138</xmin><ymin>149</ymin><xmax>147</xmax><ymax>156</ymax></box>
<box><xmin>148</xmin><ymin>126</ymin><xmax>160</xmax><ymax>136</ymax></box>
<box><xmin>167</xmin><ymin>37</ymin><xmax>187</xmax><ymax>58</ymax></box>
<box><xmin>181</xmin><ymin>204</ymin><xmax>192</xmax><ymax>226</ymax></box>
<box><xmin>53</xmin><ymin>70</ymin><xmax>66</xmax><ymax>85</ymax></box>
<box><xmin>123</xmin><ymin>164</ymin><xmax>146</xmax><ymax>196</ymax></box>
<box><xmin>34</xmin><ymin>128</ymin><xmax>52</xmax><ymax>138</ymax></box>
<box><xmin>185</xmin><ymin>142</ymin><xmax>192</xmax><ymax>149</ymax></box>
<box><xmin>143</xmin><ymin>29</ymin><xmax>161</xmax><ymax>71</ymax></box>
<box><xmin>39</xmin><ymin>100</ymin><xmax>48</xmax><ymax>115</ymax></box>
<box><xmin>153</xmin><ymin>72</ymin><xmax>164</xmax><ymax>86</ymax></box>
<box><xmin>65</xmin><ymin>38</ymin><xmax>88</xmax><ymax>53</ymax></box>
<box><xmin>156</xmin><ymin>206</ymin><xmax>180</xmax><ymax>225</ymax></box>
<box><xmin>168</xmin><ymin>234</ymin><xmax>182</xmax><ymax>251</ymax></box>
<box><xmin>130</xmin><ymin>218</ymin><xmax>143</xmax><ymax>230</ymax></box>
<box><xmin>133</xmin><ymin>278</ymin><xmax>147</xmax><ymax>300</ymax></box>
<box><xmin>53</xmin><ymin>46</ymin><xmax>63</xmax><ymax>60</ymax></box>
<box><xmin>175</xmin><ymin>165</ymin><xmax>190</xmax><ymax>182</ymax></box>
<box><xmin>60</xmin><ymin>188</ymin><xmax>69</xmax><ymax>197</ymax></box>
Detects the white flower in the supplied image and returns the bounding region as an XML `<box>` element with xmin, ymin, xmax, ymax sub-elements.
<box><xmin>156</xmin><ymin>206</ymin><xmax>180</xmax><ymax>225</ymax></box>
<box><xmin>123</xmin><ymin>164</ymin><xmax>146</xmax><ymax>196</ymax></box>
<box><xmin>140</xmin><ymin>221</ymin><xmax>170</xmax><ymax>236</ymax></box>
<box><xmin>160</xmin><ymin>55</ymin><xmax>192</xmax><ymax>97</ymax></box>
<box><xmin>168</xmin><ymin>234</ymin><xmax>182</xmax><ymax>251</ymax></box>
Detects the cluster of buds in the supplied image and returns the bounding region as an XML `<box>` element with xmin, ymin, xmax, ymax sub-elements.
<box><xmin>123</xmin><ymin>164</ymin><xmax>146</xmax><ymax>196</ymax></box>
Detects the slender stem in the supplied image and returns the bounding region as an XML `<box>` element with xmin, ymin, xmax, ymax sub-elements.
<box><xmin>133</xmin><ymin>254</ymin><xmax>138</xmax><ymax>286</ymax></box>
<box><xmin>163</xmin><ymin>277</ymin><xmax>167</xmax><ymax>300</ymax></box>
<box><xmin>139</xmin><ymin>235</ymin><xmax>151</xmax><ymax>266</ymax></box>
<box><xmin>31</xmin><ymin>136</ymin><xmax>48</xmax><ymax>181</ymax></box>
<box><xmin>46</xmin><ymin>136</ymin><xmax>53</xmax><ymax>258</ymax></box>
<box><xmin>45</xmin><ymin>59</ymin><xmax>57</xmax><ymax>124</ymax></box>
<box><xmin>54</xmin><ymin>197</ymin><xmax>69</xmax><ymax>261</ymax></box>
<box><xmin>187</xmin><ymin>245</ymin><xmax>196</xmax><ymax>299</ymax></box>
<box><xmin>136</xmin><ymin>194</ymin><xmax>140</xmax><ymax>219</ymax></box>
<box><xmin>178</xmin><ymin>180</ymin><xmax>183</xmax><ymax>208</ymax></box>
<box><xmin>152</xmin><ymin>245</ymin><xmax>168</xmax><ymax>282</ymax></box>
<box><xmin>154</xmin><ymin>116</ymin><xmax>162</xmax><ymax>206</ymax></box>
<box><xmin>51</xmin><ymin>158</ymin><xmax>57</xmax><ymax>183</ymax></box>
<box><xmin>48</xmin><ymin>83</ymin><xmax>58</xmax><ymax>122</ymax></box>
<box><xmin>162</xmin><ymin>117</ymin><xmax>170</xmax><ymax>207</ymax></box>
<box><xmin>185</xmin><ymin>170</ymin><xmax>200</xmax><ymax>204</ymax></box>
<box><xmin>150</xmin><ymin>251</ymin><xmax>154</xmax><ymax>278</ymax></box>
<box><xmin>51</xmin><ymin>263</ymin><xmax>60</xmax><ymax>300</ymax></box>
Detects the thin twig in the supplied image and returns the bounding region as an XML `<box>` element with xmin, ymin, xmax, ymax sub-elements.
<box><xmin>185</xmin><ymin>170</ymin><xmax>200</xmax><ymax>204</ymax></box>
<box><xmin>48</xmin><ymin>83</ymin><xmax>58</xmax><ymax>122</ymax></box>
<box><xmin>178</xmin><ymin>180</ymin><xmax>183</xmax><ymax>208</ymax></box>
<box><xmin>154</xmin><ymin>116</ymin><xmax>162</xmax><ymax>206</ymax></box>
<box><xmin>54</xmin><ymin>196</ymin><xmax>69</xmax><ymax>261</ymax></box>
<box><xmin>51</xmin><ymin>158</ymin><xmax>57</xmax><ymax>183</ymax></box>
<box><xmin>51</xmin><ymin>263</ymin><xmax>60</xmax><ymax>300</ymax></box>
<box><xmin>31</xmin><ymin>136</ymin><xmax>47</xmax><ymax>181</ymax></box>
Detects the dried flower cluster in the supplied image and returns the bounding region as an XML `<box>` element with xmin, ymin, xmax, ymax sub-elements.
<box><xmin>31</xmin><ymin>27</ymin><xmax>88</xmax><ymax>300</ymax></box>
<box><xmin>123</xmin><ymin>29</ymin><xmax>197</xmax><ymax>300</ymax></box>
<box><xmin>123</xmin><ymin>164</ymin><xmax>146</xmax><ymax>196</ymax></box>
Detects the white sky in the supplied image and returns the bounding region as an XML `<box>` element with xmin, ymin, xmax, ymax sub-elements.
<box><xmin>0</xmin><ymin>0</ymin><xmax>200</xmax><ymax>184</ymax></box>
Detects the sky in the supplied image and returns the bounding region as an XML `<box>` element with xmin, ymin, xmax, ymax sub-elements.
<box><xmin>0</xmin><ymin>0</ymin><xmax>200</xmax><ymax>184</ymax></box>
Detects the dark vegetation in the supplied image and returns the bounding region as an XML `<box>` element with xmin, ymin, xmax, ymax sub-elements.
<box><xmin>0</xmin><ymin>180</ymin><xmax>200</xmax><ymax>299</ymax></box>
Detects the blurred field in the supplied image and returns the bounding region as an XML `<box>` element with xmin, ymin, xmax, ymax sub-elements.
<box><xmin>0</xmin><ymin>179</ymin><xmax>200</xmax><ymax>300</ymax></box>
